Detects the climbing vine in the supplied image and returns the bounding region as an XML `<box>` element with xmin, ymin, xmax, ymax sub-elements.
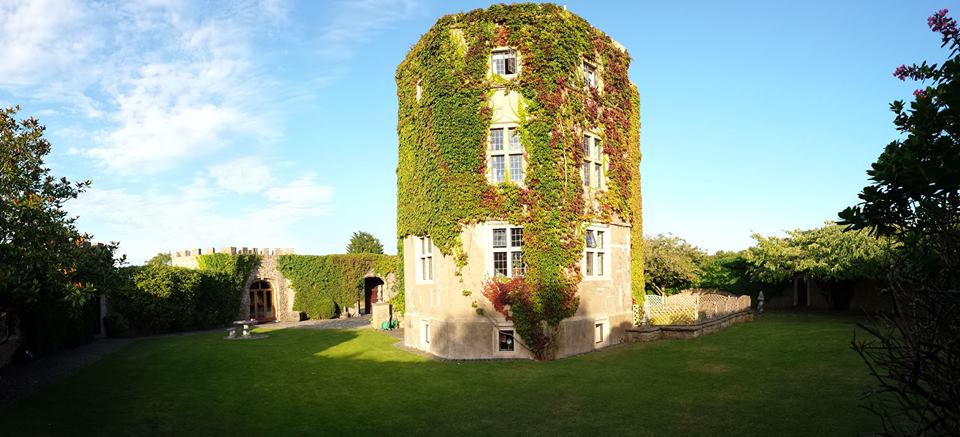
<box><xmin>396</xmin><ymin>3</ymin><xmax>642</xmax><ymax>359</ymax></box>
<box><xmin>197</xmin><ymin>253</ymin><xmax>261</xmax><ymax>290</ymax></box>
<box><xmin>278</xmin><ymin>254</ymin><xmax>399</xmax><ymax>319</ymax></box>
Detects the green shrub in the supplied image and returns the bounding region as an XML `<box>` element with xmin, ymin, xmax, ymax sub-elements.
<box><xmin>109</xmin><ymin>264</ymin><xmax>246</xmax><ymax>335</ymax></box>
<box><xmin>103</xmin><ymin>312</ymin><xmax>130</xmax><ymax>338</ymax></box>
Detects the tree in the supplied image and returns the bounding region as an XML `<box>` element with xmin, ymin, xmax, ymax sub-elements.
<box><xmin>839</xmin><ymin>9</ymin><xmax>960</xmax><ymax>435</ymax></box>
<box><xmin>346</xmin><ymin>231</ymin><xmax>384</xmax><ymax>254</ymax></box>
<box><xmin>643</xmin><ymin>234</ymin><xmax>705</xmax><ymax>295</ymax></box>
<box><xmin>0</xmin><ymin>106</ymin><xmax>122</xmax><ymax>352</ymax></box>
<box><xmin>696</xmin><ymin>250</ymin><xmax>762</xmax><ymax>296</ymax></box>
<box><xmin>146</xmin><ymin>252</ymin><xmax>172</xmax><ymax>266</ymax></box>
<box><xmin>743</xmin><ymin>223</ymin><xmax>894</xmax><ymax>309</ymax></box>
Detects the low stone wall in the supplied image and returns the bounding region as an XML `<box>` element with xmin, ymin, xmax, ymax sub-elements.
<box><xmin>625</xmin><ymin>311</ymin><xmax>754</xmax><ymax>343</ymax></box>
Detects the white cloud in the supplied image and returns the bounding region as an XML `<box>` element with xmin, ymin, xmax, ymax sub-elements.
<box><xmin>0</xmin><ymin>0</ymin><xmax>96</xmax><ymax>88</ymax></box>
<box><xmin>69</xmin><ymin>172</ymin><xmax>334</xmax><ymax>263</ymax></box>
<box><xmin>209</xmin><ymin>156</ymin><xmax>272</xmax><ymax>194</ymax></box>
<box><xmin>1</xmin><ymin>0</ymin><xmax>283</xmax><ymax>173</ymax></box>
<box><xmin>264</xmin><ymin>174</ymin><xmax>334</xmax><ymax>218</ymax></box>
<box><xmin>316</xmin><ymin>0</ymin><xmax>419</xmax><ymax>63</ymax></box>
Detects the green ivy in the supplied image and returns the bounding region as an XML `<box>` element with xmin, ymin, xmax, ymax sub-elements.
<box><xmin>197</xmin><ymin>253</ymin><xmax>261</xmax><ymax>290</ymax></box>
<box><xmin>278</xmin><ymin>254</ymin><xmax>400</xmax><ymax>319</ymax></box>
<box><xmin>396</xmin><ymin>4</ymin><xmax>643</xmax><ymax>358</ymax></box>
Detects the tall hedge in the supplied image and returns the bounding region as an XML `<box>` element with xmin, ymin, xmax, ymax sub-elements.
<box><xmin>278</xmin><ymin>254</ymin><xmax>399</xmax><ymax>319</ymax></box>
<box><xmin>107</xmin><ymin>254</ymin><xmax>259</xmax><ymax>336</ymax></box>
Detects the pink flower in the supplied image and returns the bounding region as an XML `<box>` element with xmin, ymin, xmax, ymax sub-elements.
<box><xmin>913</xmin><ymin>88</ymin><xmax>927</xmax><ymax>99</ymax></box>
<box><xmin>893</xmin><ymin>64</ymin><xmax>916</xmax><ymax>81</ymax></box>
<box><xmin>928</xmin><ymin>8</ymin><xmax>958</xmax><ymax>38</ymax></box>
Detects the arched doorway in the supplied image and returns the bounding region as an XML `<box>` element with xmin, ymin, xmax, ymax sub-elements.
<box><xmin>249</xmin><ymin>280</ymin><xmax>275</xmax><ymax>322</ymax></box>
<box><xmin>364</xmin><ymin>277</ymin><xmax>384</xmax><ymax>315</ymax></box>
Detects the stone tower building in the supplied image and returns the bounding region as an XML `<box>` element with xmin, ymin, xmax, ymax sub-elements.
<box><xmin>396</xmin><ymin>3</ymin><xmax>642</xmax><ymax>359</ymax></box>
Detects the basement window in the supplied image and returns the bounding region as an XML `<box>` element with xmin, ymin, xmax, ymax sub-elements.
<box><xmin>595</xmin><ymin>322</ymin><xmax>605</xmax><ymax>344</ymax></box>
<box><xmin>498</xmin><ymin>329</ymin><xmax>515</xmax><ymax>352</ymax></box>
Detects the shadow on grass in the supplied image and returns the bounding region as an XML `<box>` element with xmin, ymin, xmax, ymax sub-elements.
<box><xmin>0</xmin><ymin>313</ymin><xmax>878</xmax><ymax>437</ymax></box>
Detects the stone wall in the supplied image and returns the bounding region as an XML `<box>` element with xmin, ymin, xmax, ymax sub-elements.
<box><xmin>403</xmin><ymin>222</ymin><xmax>635</xmax><ymax>360</ymax></box>
<box><xmin>240</xmin><ymin>254</ymin><xmax>300</xmax><ymax>322</ymax></box>
<box><xmin>167</xmin><ymin>247</ymin><xmax>402</xmax><ymax>324</ymax></box>
<box><xmin>625</xmin><ymin>311</ymin><xmax>755</xmax><ymax>343</ymax></box>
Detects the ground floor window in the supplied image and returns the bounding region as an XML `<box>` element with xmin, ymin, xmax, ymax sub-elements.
<box><xmin>492</xmin><ymin>226</ymin><xmax>524</xmax><ymax>277</ymax></box>
<box><xmin>584</xmin><ymin>227</ymin><xmax>607</xmax><ymax>278</ymax></box>
<box><xmin>417</xmin><ymin>236</ymin><xmax>433</xmax><ymax>282</ymax></box>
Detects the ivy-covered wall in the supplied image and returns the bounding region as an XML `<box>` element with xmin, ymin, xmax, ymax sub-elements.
<box><xmin>278</xmin><ymin>254</ymin><xmax>400</xmax><ymax>319</ymax></box>
<box><xmin>396</xmin><ymin>4</ymin><xmax>642</xmax><ymax>355</ymax></box>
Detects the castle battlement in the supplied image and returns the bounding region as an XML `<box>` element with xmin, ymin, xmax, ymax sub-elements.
<box><xmin>170</xmin><ymin>247</ymin><xmax>294</xmax><ymax>268</ymax></box>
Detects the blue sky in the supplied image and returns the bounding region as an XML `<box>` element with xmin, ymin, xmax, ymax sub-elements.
<box><xmin>0</xmin><ymin>0</ymin><xmax>950</xmax><ymax>263</ymax></box>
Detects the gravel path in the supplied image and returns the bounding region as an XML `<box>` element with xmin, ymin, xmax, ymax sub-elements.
<box><xmin>262</xmin><ymin>314</ymin><xmax>373</xmax><ymax>331</ymax></box>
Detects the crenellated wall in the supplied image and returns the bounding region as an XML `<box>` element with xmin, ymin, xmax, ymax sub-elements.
<box><xmin>170</xmin><ymin>247</ymin><xmax>295</xmax><ymax>269</ymax></box>
<box><xmin>168</xmin><ymin>246</ymin><xmax>299</xmax><ymax>322</ymax></box>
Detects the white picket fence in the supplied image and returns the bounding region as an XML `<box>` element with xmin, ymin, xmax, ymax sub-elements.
<box><xmin>633</xmin><ymin>289</ymin><xmax>752</xmax><ymax>326</ymax></box>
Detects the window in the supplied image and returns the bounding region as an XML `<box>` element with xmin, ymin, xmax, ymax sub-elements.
<box><xmin>595</xmin><ymin>322</ymin><xmax>604</xmax><ymax>344</ymax></box>
<box><xmin>422</xmin><ymin>320</ymin><xmax>431</xmax><ymax>346</ymax></box>
<box><xmin>498</xmin><ymin>329</ymin><xmax>515</xmax><ymax>352</ymax></box>
<box><xmin>492</xmin><ymin>49</ymin><xmax>517</xmax><ymax>76</ymax></box>
<box><xmin>489</xmin><ymin>127</ymin><xmax>524</xmax><ymax>184</ymax></box>
<box><xmin>581</xmin><ymin>134</ymin><xmax>604</xmax><ymax>190</ymax></box>
<box><xmin>418</xmin><ymin>236</ymin><xmax>433</xmax><ymax>282</ymax></box>
<box><xmin>492</xmin><ymin>226</ymin><xmax>524</xmax><ymax>277</ymax></box>
<box><xmin>583</xmin><ymin>61</ymin><xmax>597</xmax><ymax>88</ymax></box>
<box><xmin>584</xmin><ymin>228</ymin><xmax>606</xmax><ymax>278</ymax></box>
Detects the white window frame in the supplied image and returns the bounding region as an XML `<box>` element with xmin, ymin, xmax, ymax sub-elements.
<box><xmin>583</xmin><ymin>61</ymin><xmax>598</xmax><ymax>88</ymax></box>
<box><xmin>416</xmin><ymin>236</ymin><xmax>434</xmax><ymax>283</ymax></box>
<box><xmin>581</xmin><ymin>133</ymin><xmax>605</xmax><ymax>190</ymax></box>
<box><xmin>488</xmin><ymin>125</ymin><xmax>525</xmax><ymax>185</ymax></box>
<box><xmin>494</xmin><ymin>325</ymin><xmax>517</xmax><ymax>353</ymax></box>
<box><xmin>421</xmin><ymin>319</ymin><xmax>431</xmax><ymax>349</ymax></box>
<box><xmin>583</xmin><ymin>225</ymin><xmax>609</xmax><ymax>280</ymax></box>
<box><xmin>491</xmin><ymin>47</ymin><xmax>519</xmax><ymax>78</ymax></box>
<box><xmin>594</xmin><ymin>317</ymin><xmax>609</xmax><ymax>346</ymax></box>
<box><xmin>489</xmin><ymin>224</ymin><xmax>525</xmax><ymax>278</ymax></box>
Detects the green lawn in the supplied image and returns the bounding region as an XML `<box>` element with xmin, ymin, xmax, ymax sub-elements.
<box><xmin>2</xmin><ymin>312</ymin><xmax>878</xmax><ymax>436</ymax></box>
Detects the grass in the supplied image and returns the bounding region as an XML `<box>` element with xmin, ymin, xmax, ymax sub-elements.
<box><xmin>1</xmin><ymin>312</ymin><xmax>878</xmax><ymax>436</ymax></box>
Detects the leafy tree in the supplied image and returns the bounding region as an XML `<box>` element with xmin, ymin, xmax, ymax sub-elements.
<box><xmin>0</xmin><ymin>106</ymin><xmax>122</xmax><ymax>352</ymax></box>
<box><xmin>643</xmin><ymin>234</ymin><xmax>705</xmax><ymax>295</ymax></box>
<box><xmin>743</xmin><ymin>223</ymin><xmax>894</xmax><ymax>309</ymax></box>
<box><xmin>839</xmin><ymin>9</ymin><xmax>960</xmax><ymax>435</ymax></box>
<box><xmin>146</xmin><ymin>252</ymin><xmax>172</xmax><ymax>266</ymax></box>
<box><xmin>346</xmin><ymin>231</ymin><xmax>384</xmax><ymax>254</ymax></box>
<box><xmin>696</xmin><ymin>250</ymin><xmax>763</xmax><ymax>296</ymax></box>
